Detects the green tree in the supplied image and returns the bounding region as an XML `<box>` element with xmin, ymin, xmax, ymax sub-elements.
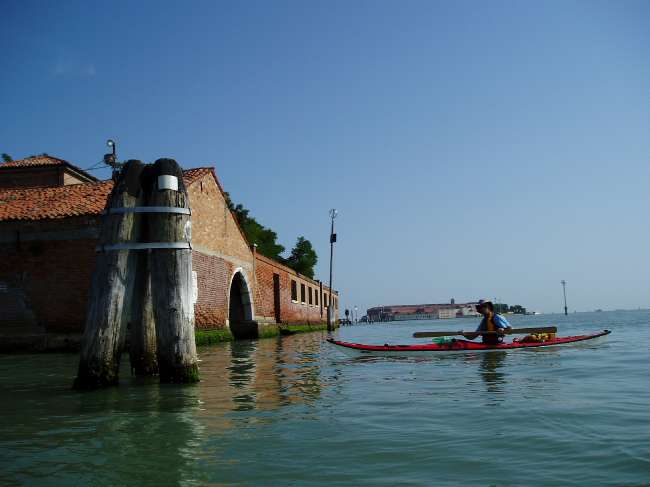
<box><xmin>224</xmin><ymin>193</ymin><xmax>285</xmax><ymax>261</ymax></box>
<box><xmin>1</xmin><ymin>153</ymin><xmax>12</xmax><ymax>163</ymax></box>
<box><xmin>285</xmin><ymin>236</ymin><xmax>318</xmax><ymax>278</ymax></box>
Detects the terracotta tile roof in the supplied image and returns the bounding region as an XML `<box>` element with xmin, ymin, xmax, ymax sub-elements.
<box><xmin>0</xmin><ymin>181</ymin><xmax>113</xmax><ymax>221</ymax></box>
<box><xmin>183</xmin><ymin>167</ymin><xmax>214</xmax><ymax>186</ymax></box>
<box><xmin>0</xmin><ymin>167</ymin><xmax>215</xmax><ymax>222</ymax></box>
<box><xmin>0</xmin><ymin>155</ymin><xmax>68</xmax><ymax>168</ymax></box>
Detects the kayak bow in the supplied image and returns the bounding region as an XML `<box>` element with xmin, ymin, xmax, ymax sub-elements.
<box><xmin>327</xmin><ymin>330</ymin><xmax>611</xmax><ymax>357</ymax></box>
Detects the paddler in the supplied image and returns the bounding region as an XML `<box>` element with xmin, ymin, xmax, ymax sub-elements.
<box><xmin>463</xmin><ymin>299</ymin><xmax>512</xmax><ymax>345</ymax></box>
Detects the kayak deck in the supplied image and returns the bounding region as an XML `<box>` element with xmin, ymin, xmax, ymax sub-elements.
<box><xmin>327</xmin><ymin>330</ymin><xmax>611</xmax><ymax>355</ymax></box>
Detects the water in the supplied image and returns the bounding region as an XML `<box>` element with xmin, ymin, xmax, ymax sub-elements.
<box><xmin>1</xmin><ymin>311</ymin><xmax>649</xmax><ymax>486</ymax></box>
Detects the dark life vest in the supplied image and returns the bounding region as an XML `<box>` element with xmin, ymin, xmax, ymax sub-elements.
<box><xmin>481</xmin><ymin>313</ymin><xmax>503</xmax><ymax>345</ymax></box>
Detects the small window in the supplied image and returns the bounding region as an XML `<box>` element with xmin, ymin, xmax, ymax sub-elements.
<box><xmin>308</xmin><ymin>287</ymin><xmax>313</xmax><ymax>305</ymax></box>
<box><xmin>315</xmin><ymin>291</ymin><xmax>319</xmax><ymax>306</ymax></box>
<box><xmin>324</xmin><ymin>292</ymin><xmax>329</xmax><ymax>308</ymax></box>
<box><xmin>291</xmin><ymin>280</ymin><xmax>297</xmax><ymax>301</ymax></box>
<box><xmin>300</xmin><ymin>283</ymin><xmax>306</xmax><ymax>303</ymax></box>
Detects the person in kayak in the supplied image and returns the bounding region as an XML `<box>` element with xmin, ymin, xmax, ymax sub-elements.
<box><xmin>463</xmin><ymin>299</ymin><xmax>512</xmax><ymax>345</ymax></box>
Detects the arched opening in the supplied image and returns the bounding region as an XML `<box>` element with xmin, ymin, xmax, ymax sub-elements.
<box><xmin>228</xmin><ymin>271</ymin><xmax>257</xmax><ymax>339</ymax></box>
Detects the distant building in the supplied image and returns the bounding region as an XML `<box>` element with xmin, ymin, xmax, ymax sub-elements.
<box><xmin>0</xmin><ymin>155</ymin><xmax>97</xmax><ymax>188</ymax></box>
<box><xmin>367</xmin><ymin>302</ymin><xmax>480</xmax><ymax>322</ymax></box>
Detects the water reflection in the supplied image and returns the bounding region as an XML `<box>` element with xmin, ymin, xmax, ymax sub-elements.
<box><xmin>478</xmin><ymin>351</ymin><xmax>507</xmax><ymax>395</ymax></box>
<box><xmin>0</xmin><ymin>359</ymin><xmax>205</xmax><ymax>487</ymax></box>
<box><xmin>197</xmin><ymin>332</ymin><xmax>326</xmax><ymax>419</ymax></box>
<box><xmin>228</xmin><ymin>340</ymin><xmax>258</xmax><ymax>411</ymax></box>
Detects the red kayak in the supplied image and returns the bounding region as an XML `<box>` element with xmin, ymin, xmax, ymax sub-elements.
<box><xmin>327</xmin><ymin>330</ymin><xmax>611</xmax><ymax>357</ymax></box>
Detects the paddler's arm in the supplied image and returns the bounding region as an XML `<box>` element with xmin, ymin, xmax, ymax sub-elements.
<box><xmin>494</xmin><ymin>314</ymin><xmax>512</xmax><ymax>335</ymax></box>
<box><xmin>464</xmin><ymin>318</ymin><xmax>487</xmax><ymax>340</ymax></box>
<box><xmin>463</xmin><ymin>320</ymin><xmax>484</xmax><ymax>340</ymax></box>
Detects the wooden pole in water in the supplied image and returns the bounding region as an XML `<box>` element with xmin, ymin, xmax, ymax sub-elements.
<box><xmin>129</xmin><ymin>249</ymin><xmax>158</xmax><ymax>376</ymax></box>
<box><xmin>146</xmin><ymin>158</ymin><xmax>199</xmax><ymax>383</ymax></box>
<box><xmin>74</xmin><ymin>160</ymin><xmax>145</xmax><ymax>390</ymax></box>
<box><xmin>128</xmin><ymin>161</ymin><xmax>158</xmax><ymax>376</ymax></box>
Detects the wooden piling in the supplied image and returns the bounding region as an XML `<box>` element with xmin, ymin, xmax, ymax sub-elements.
<box><xmin>146</xmin><ymin>158</ymin><xmax>199</xmax><ymax>383</ymax></box>
<box><xmin>129</xmin><ymin>250</ymin><xmax>158</xmax><ymax>376</ymax></box>
<box><xmin>73</xmin><ymin>160</ymin><xmax>145</xmax><ymax>390</ymax></box>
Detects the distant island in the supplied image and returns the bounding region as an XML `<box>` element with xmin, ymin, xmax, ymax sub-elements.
<box><xmin>366</xmin><ymin>300</ymin><xmax>529</xmax><ymax>322</ymax></box>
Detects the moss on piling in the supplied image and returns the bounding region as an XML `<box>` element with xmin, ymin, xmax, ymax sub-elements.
<box><xmin>158</xmin><ymin>362</ymin><xmax>200</xmax><ymax>384</ymax></box>
<box><xmin>73</xmin><ymin>364</ymin><xmax>120</xmax><ymax>390</ymax></box>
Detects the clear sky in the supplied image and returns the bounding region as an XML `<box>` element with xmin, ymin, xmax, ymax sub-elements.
<box><xmin>2</xmin><ymin>0</ymin><xmax>649</xmax><ymax>314</ymax></box>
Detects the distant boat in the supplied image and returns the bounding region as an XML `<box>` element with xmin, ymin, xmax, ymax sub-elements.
<box><xmin>595</xmin><ymin>309</ymin><xmax>603</xmax><ymax>313</ymax></box>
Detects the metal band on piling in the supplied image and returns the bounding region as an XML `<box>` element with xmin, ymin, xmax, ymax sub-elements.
<box><xmin>95</xmin><ymin>242</ymin><xmax>192</xmax><ymax>252</ymax></box>
<box><xmin>104</xmin><ymin>207</ymin><xmax>191</xmax><ymax>215</ymax></box>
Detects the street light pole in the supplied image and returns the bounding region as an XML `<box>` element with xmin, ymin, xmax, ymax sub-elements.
<box><xmin>327</xmin><ymin>209</ymin><xmax>338</xmax><ymax>331</ymax></box>
<box><xmin>561</xmin><ymin>280</ymin><xmax>568</xmax><ymax>315</ymax></box>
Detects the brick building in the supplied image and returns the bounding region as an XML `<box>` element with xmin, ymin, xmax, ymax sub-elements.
<box><xmin>0</xmin><ymin>156</ymin><xmax>338</xmax><ymax>344</ymax></box>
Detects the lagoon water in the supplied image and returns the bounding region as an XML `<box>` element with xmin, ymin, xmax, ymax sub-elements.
<box><xmin>1</xmin><ymin>311</ymin><xmax>649</xmax><ymax>486</ymax></box>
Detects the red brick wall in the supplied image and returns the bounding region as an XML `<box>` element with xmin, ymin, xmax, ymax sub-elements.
<box><xmin>188</xmin><ymin>173</ymin><xmax>254</xmax><ymax>264</ymax></box>
<box><xmin>192</xmin><ymin>250</ymin><xmax>233</xmax><ymax>329</ymax></box>
<box><xmin>0</xmin><ymin>238</ymin><xmax>97</xmax><ymax>333</ymax></box>
<box><xmin>254</xmin><ymin>254</ymin><xmax>338</xmax><ymax>325</ymax></box>
<box><xmin>0</xmin><ymin>239</ymin><xmax>246</xmax><ymax>334</ymax></box>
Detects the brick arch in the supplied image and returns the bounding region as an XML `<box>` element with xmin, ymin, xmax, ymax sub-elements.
<box><xmin>228</xmin><ymin>268</ymin><xmax>256</xmax><ymax>338</ymax></box>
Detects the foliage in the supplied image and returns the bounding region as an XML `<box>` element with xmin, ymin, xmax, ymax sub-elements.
<box><xmin>223</xmin><ymin>194</ymin><xmax>319</xmax><ymax>275</ymax></box>
<box><xmin>1</xmin><ymin>153</ymin><xmax>12</xmax><ymax>163</ymax></box>
<box><xmin>509</xmin><ymin>304</ymin><xmax>527</xmax><ymax>315</ymax></box>
<box><xmin>285</xmin><ymin>236</ymin><xmax>318</xmax><ymax>278</ymax></box>
<box><xmin>224</xmin><ymin>192</ymin><xmax>285</xmax><ymax>261</ymax></box>
<box><xmin>494</xmin><ymin>303</ymin><xmax>527</xmax><ymax>315</ymax></box>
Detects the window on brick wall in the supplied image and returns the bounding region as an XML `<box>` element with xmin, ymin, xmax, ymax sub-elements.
<box><xmin>315</xmin><ymin>291</ymin><xmax>319</xmax><ymax>306</ymax></box>
<box><xmin>324</xmin><ymin>292</ymin><xmax>329</xmax><ymax>308</ymax></box>
<box><xmin>308</xmin><ymin>287</ymin><xmax>313</xmax><ymax>305</ymax></box>
<box><xmin>291</xmin><ymin>280</ymin><xmax>297</xmax><ymax>301</ymax></box>
<box><xmin>300</xmin><ymin>283</ymin><xmax>306</xmax><ymax>303</ymax></box>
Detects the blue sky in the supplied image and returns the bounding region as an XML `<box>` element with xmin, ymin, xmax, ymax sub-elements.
<box><xmin>2</xmin><ymin>0</ymin><xmax>649</xmax><ymax>314</ymax></box>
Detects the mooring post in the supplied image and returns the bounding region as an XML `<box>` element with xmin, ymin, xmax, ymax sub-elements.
<box><xmin>128</xmin><ymin>161</ymin><xmax>159</xmax><ymax>376</ymax></box>
<box><xmin>146</xmin><ymin>158</ymin><xmax>199</xmax><ymax>383</ymax></box>
<box><xmin>129</xmin><ymin>249</ymin><xmax>158</xmax><ymax>376</ymax></box>
<box><xmin>73</xmin><ymin>160</ymin><xmax>145</xmax><ymax>390</ymax></box>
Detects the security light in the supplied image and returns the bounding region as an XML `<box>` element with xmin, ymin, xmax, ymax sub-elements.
<box><xmin>106</xmin><ymin>139</ymin><xmax>115</xmax><ymax>148</ymax></box>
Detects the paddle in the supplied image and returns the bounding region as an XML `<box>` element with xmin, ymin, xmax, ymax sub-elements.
<box><xmin>413</xmin><ymin>326</ymin><xmax>557</xmax><ymax>338</ymax></box>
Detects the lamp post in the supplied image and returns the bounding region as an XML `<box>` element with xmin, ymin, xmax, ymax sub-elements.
<box><xmin>354</xmin><ymin>305</ymin><xmax>358</xmax><ymax>324</ymax></box>
<box><xmin>104</xmin><ymin>139</ymin><xmax>117</xmax><ymax>167</ymax></box>
<box><xmin>327</xmin><ymin>208</ymin><xmax>338</xmax><ymax>331</ymax></box>
<box><xmin>561</xmin><ymin>280</ymin><xmax>568</xmax><ymax>315</ymax></box>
